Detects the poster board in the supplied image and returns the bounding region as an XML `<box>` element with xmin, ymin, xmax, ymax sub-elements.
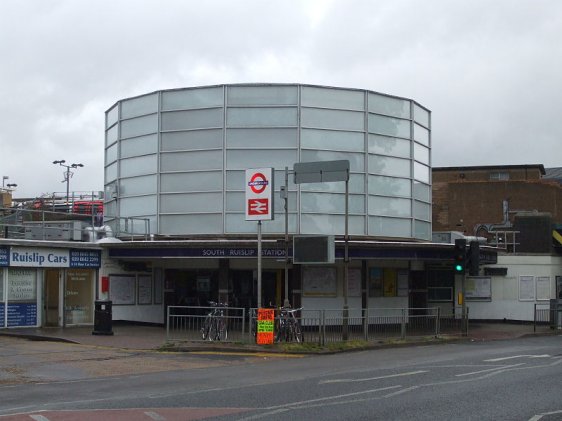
<box><xmin>138</xmin><ymin>275</ymin><xmax>152</xmax><ymax>305</ymax></box>
<box><xmin>303</xmin><ymin>267</ymin><xmax>337</xmax><ymax>297</ymax></box>
<box><xmin>383</xmin><ymin>269</ymin><xmax>397</xmax><ymax>297</ymax></box>
<box><xmin>536</xmin><ymin>276</ymin><xmax>551</xmax><ymax>301</ymax></box>
<box><xmin>465</xmin><ymin>276</ymin><xmax>492</xmax><ymax>300</ymax></box>
<box><xmin>519</xmin><ymin>275</ymin><xmax>535</xmax><ymax>301</ymax></box>
<box><xmin>368</xmin><ymin>268</ymin><xmax>383</xmax><ymax>297</ymax></box>
<box><xmin>109</xmin><ymin>275</ymin><xmax>136</xmax><ymax>305</ymax></box>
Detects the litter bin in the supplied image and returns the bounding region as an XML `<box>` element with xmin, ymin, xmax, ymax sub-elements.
<box><xmin>92</xmin><ymin>300</ymin><xmax>114</xmax><ymax>335</ymax></box>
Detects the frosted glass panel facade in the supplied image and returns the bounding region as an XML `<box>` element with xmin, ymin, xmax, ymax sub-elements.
<box><xmin>121</xmin><ymin>195</ymin><xmax>157</xmax><ymax>215</ymax></box>
<box><xmin>301</xmin><ymin>108</ymin><xmax>364</xmax><ymax>131</ymax></box>
<box><xmin>161</xmin><ymin>171</ymin><xmax>222</xmax><ymax>192</ymax></box>
<box><xmin>160</xmin><ymin>192</ymin><xmax>222</xmax><ymax>213</ymax></box>
<box><xmin>162</xmin><ymin>129</ymin><xmax>223</xmax><ymax>151</ymax></box>
<box><xmin>369</xmin><ymin>196</ymin><xmax>411</xmax><ymax>217</ymax></box>
<box><xmin>227</xmin><ymin>107</ymin><xmax>297</xmax><ymax>127</ymax></box>
<box><xmin>300</xmin><ymin>214</ymin><xmax>364</xmax><ymax>235</ymax></box>
<box><xmin>120</xmin><ymin>175</ymin><xmax>157</xmax><ymax>196</ymax></box>
<box><xmin>413</xmin><ymin>201</ymin><xmax>431</xmax><ymax>220</ymax></box>
<box><xmin>105</xmin><ymin>162</ymin><xmax>117</xmax><ymax>182</ymax></box>
<box><xmin>413</xmin><ymin>181</ymin><xmax>430</xmax><ymax>202</ymax></box>
<box><xmin>106</xmin><ymin>124</ymin><xmax>118</xmax><ymax>146</ymax></box>
<box><xmin>162</xmin><ymin>109</ymin><xmax>223</xmax><ymax>131</ymax></box>
<box><xmin>369</xmin><ymin>216</ymin><xmax>411</xmax><ymax>237</ymax></box>
<box><xmin>368</xmin><ymin>155</ymin><xmax>410</xmax><ymax>177</ymax></box>
<box><xmin>414</xmin><ymin>123</ymin><xmax>430</xmax><ymax>147</ymax></box>
<box><xmin>161</xmin><ymin>87</ymin><xmax>223</xmax><ymax>110</ymax></box>
<box><xmin>414</xmin><ymin>162</ymin><xmax>430</xmax><ymax>183</ymax></box>
<box><xmin>106</xmin><ymin>105</ymin><xmax>118</xmax><ymax>128</ymax></box>
<box><xmin>121</xmin><ymin>94</ymin><xmax>158</xmax><ymax>119</ymax></box>
<box><xmin>226</xmin><ymin>149</ymin><xmax>298</xmax><ymax>169</ymax></box>
<box><xmin>301</xmin><ymin>129</ymin><xmax>364</xmax><ymax>152</ymax></box>
<box><xmin>301</xmin><ymin>86</ymin><xmax>364</xmax><ymax>110</ymax></box>
<box><xmin>300</xmin><ymin>173</ymin><xmax>364</xmax><ymax>194</ymax></box>
<box><xmin>160</xmin><ymin>214</ymin><xmax>222</xmax><ymax>235</ymax></box>
<box><xmin>368</xmin><ymin>114</ymin><xmax>410</xmax><ymax>138</ymax></box>
<box><xmin>121</xmin><ymin>155</ymin><xmax>157</xmax><ymax>177</ymax></box>
<box><xmin>369</xmin><ymin>93</ymin><xmax>410</xmax><ymax>118</ymax></box>
<box><xmin>301</xmin><ymin>150</ymin><xmax>364</xmax><ymax>172</ymax></box>
<box><xmin>368</xmin><ymin>134</ymin><xmax>410</xmax><ymax>158</ymax></box>
<box><xmin>106</xmin><ymin>143</ymin><xmax>118</xmax><ymax>163</ymax></box>
<box><xmin>301</xmin><ymin>193</ymin><xmax>364</xmax><ymax>214</ymax></box>
<box><xmin>227</xmin><ymin>128</ymin><xmax>297</xmax><ymax>148</ymax></box>
<box><xmin>414</xmin><ymin>103</ymin><xmax>430</xmax><ymax>127</ymax></box>
<box><xmin>121</xmin><ymin>114</ymin><xmax>158</xmax><ymax>138</ymax></box>
<box><xmin>414</xmin><ymin>220</ymin><xmax>431</xmax><ymax>239</ymax></box>
<box><xmin>414</xmin><ymin>143</ymin><xmax>430</xmax><ymax>165</ymax></box>
<box><xmin>161</xmin><ymin>150</ymin><xmax>222</xmax><ymax>172</ymax></box>
<box><xmin>105</xmin><ymin>84</ymin><xmax>430</xmax><ymax>239</ymax></box>
<box><xmin>369</xmin><ymin>175</ymin><xmax>411</xmax><ymax>197</ymax></box>
<box><xmin>227</xmin><ymin>85</ymin><xmax>297</xmax><ymax>105</ymax></box>
<box><xmin>121</xmin><ymin>134</ymin><xmax>158</xmax><ymax>158</ymax></box>
<box><xmin>225</xmin><ymin>213</ymin><xmax>297</xmax><ymax>234</ymax></box>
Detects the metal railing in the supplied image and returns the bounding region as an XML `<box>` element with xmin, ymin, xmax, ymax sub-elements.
<box><xmin>166</xmin><ymin>306</ymin><xmax>468</xmax><ymax>344</ymax></box>
<box><xmin>534</xmin><ymin>303</ymin><xmax>562</xmax><ymax>332</ymax></box>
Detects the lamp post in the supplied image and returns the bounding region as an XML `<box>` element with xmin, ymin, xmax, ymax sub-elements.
<box><xmin>6</xmin><ymin>183</ymin><xmax>17</xmax><ymax>189</ymax></box>
<box><xmin>53</xmin><ymin>160</ymin><xmax>84</xmax><ymax>211</ymax></box>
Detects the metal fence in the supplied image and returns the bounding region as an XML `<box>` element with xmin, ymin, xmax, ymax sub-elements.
<box><xmin>166</xmin><ymin>306</ymin><xmax>468</xmax><ymax>344</ymax></box>
<box><xmin>534</xmin><ymin>304</ymin><xmax>562</xmax><ymax>332</ymax></box>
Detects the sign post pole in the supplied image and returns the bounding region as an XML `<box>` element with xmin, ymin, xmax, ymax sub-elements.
<box><xmin>245</xmin><ymin>167</ymin><xmax>274</xmax><ymax>312</ymax></box>
<box><xmin>257</xmin><ymin>220</ymin><xmax>262</xmax><ymax>308</ymax></box>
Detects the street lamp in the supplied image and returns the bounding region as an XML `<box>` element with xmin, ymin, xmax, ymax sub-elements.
<box><xmin>53</xmin><ymin>160</ymin><xmax>84</xmax><ymax>211</ymax></box>
<box><xmin>6</xmin><ymin>183</ymin><xmax>17</xmax><ymax>189</ymax></box>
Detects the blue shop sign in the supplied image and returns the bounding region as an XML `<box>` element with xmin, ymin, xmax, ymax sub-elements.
<box><xmin>69</xmin><ymin>250</ymin><xmax>101</xmax><ymax>268</ymax></box>
<box><xmin>0</xmin><ymin>246</ymin><xmax>8</xmax><ymax>267</ymax></box>
<box><xmin>0</xmin><ymin>304</ymin><xmax>5</xmax><ymax>327</ymax></box>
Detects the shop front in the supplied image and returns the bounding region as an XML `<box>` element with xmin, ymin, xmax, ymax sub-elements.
<box><xmin>0</xmin><ymin>244</ymin><xmax>101</xmax><ymax>328</ymax></box>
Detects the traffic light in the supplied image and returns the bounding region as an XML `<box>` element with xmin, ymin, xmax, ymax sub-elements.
<box><xmin>454</xmin><ymin>239</ymin><xmax>467</xmax><ymax>274</ymax></box>
<box><xmin>468</xmin><ymin>240</ymin><xmax>480</xmax><ymax>276</ymax></box>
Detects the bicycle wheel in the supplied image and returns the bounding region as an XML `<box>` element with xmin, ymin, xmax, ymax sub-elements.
<box><xmin>217</xmin><ymin>319</ymin><xmax>228</xmax><ymax>341</ymax></box>
<box><xmin>200</xmin><ymin>316</ymin><xmax>211</xmax><ymax>340</ymax></box>
<box><xmin>293</xmin><ymin>321</ymin><xmax>303</xmax><ymax>343</ymax></box>
<box><xmin>208</xmin><ymin>318</ymin><xmax>218</xmax><ymax>341</ymax></box>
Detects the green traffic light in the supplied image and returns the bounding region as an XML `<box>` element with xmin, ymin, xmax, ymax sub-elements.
<box><xmin>455</xmin><ymin>264</ymin><xmax>463</xmax><ymax>272</ymax></box>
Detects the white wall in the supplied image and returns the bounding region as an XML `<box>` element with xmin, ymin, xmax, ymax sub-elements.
<box><xmin>457</xmin><ymin>254</ymin><xmax>562</xmax><ymax>321</ymax></box>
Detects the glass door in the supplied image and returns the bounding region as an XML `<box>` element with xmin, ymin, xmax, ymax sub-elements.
<box><xmin>45</xmin><ymin>269</ymin><xmax>61</xmax><ymax>327</ymax></box>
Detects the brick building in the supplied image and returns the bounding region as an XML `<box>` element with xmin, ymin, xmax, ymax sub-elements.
<box><xmin>432</xmin><ymin>164</ymin><xmax>562</xmax><ymax>252</ymax></box>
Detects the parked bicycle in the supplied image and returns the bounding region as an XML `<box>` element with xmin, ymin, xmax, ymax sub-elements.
<box><xmin>275</xmin><ymin>306</ymin><xmax>303</xmax><ymax>343</ymax></box>
<box><xmin>200</xmin><ymin>301</ymin><xmax>228</xmax><ymax>341</ymax></box>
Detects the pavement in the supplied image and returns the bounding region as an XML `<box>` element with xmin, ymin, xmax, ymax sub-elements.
<box><xmin>1</xmin><ymin>321</ymin><xmax>560</xmax><ymax>353</ymax></box>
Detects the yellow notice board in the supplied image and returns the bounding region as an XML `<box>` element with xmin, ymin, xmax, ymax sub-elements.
<box><xmin>256</xmin><ymin>308</ymin><xmax>275</xmax><ymax>345</ymax></box>
<box><xmin>383</xmin><ymin>269</ymin><xmax>397</xmax><ymax>297</ymax></box>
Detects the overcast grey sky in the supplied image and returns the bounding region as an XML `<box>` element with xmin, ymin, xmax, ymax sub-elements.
<box><xmin>1</xmin><ymin>0</ymin><xmax>561</xmax><ymax>198</ymax></box>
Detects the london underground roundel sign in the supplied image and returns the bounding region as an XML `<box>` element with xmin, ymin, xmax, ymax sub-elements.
<box><xmin>245</xmin><ymin>168</ymin><xmax>274</xmax><ymax>221</ymax></box>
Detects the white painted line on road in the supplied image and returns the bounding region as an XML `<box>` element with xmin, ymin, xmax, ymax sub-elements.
<box><xmin>319</xmin><ymin>370</ymin><xmax>428</xmax><ymax>384</ymax></box>
<box><xmin>528</xmin><ymin>408</ymin><xmax>562</xmax><ymax>421</ymax></box>
<box><xmin>144</xmin><ymin>411</ymin><xmax>167</xmax><ymax>420</ymax></box>
<box><xmin>29</xmin><ymin>415</ymin><xmax>50</xmax><ymax>421</ymax></box>
<box><xmin>456</xmin><ymin>363</ymin><xmax>526</xmax><ymax>377</ymax></box>
<box><xmin>383</xmin><ymin>385</ymin><xmax>419</xmax><ymax>398</ymax></box>
<box><xmin>484</xmin><ymin>354</ymin><xmax>550</xmax><ymax>362</ymax></box>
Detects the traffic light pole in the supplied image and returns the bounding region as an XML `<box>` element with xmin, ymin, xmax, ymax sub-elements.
<box><xmin>461</xmin><ymin>272</ymin><xmax>467</xmax><ymax>336</ymax></box>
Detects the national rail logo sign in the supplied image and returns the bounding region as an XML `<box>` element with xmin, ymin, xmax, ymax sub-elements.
<box><xmin>245</xmin><ymin>168</ymin><xmax>274</xmax><ymax>221</ymax></box>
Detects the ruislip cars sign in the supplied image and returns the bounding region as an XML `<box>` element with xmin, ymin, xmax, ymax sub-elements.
<box><xmin>245</xmin><ymin>167</ymin><xmax>274</xmax><ymax>221</ymax></box>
